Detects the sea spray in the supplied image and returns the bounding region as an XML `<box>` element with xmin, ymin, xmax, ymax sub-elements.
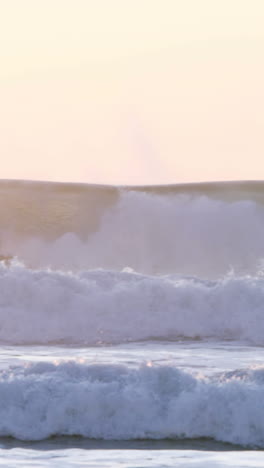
<box><xmin>1</xmin><ymin>180</ymin><xmax>264</xmax><ymax>276</ymax></box>
<box><xmin>0</xmin><ymin>263</ymin><xmax>264</xmax><ymax>345</ymax></box>
<box><xmin>1</xmin><ymin>360</ymin><xmax>264</xmax><ymax>446</ymax></box>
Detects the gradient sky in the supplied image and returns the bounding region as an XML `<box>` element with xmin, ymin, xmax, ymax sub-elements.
<box><xmin>0</xmin><ymin>0</ymin><xmax>264</xmax><ymax>184</ymax></box>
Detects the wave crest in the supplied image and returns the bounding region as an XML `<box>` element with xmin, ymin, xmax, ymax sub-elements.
<box><xmin>1</xmin><ymin>264</ymin><xmax>264</xmax><ymax>345</ymax></box>
<box><xmin>1</xmin><ymin>360</ymin><xmax>264</xmax><ymax>446</ymax></box>
<box><xmin>2</xmin><ymin>179</ymin><xmax>264</xmax><ymax>276</ymax></box>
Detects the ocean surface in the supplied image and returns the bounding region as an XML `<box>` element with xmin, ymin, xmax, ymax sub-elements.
<box><xmin>1</xmin><ymin>179</ymin><xmax>264</xmax><ymax>467</ymax></box>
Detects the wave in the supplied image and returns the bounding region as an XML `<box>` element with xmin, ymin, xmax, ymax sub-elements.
<box><xmin>1</xmin><ymin>263</ymin><xmax>264</xmax><ymax>345</ymax></box>
<box><xmin>2</xmin><ymin>180</ymin><xmax>264</xmax><ymax>276</ymax></box>
<box><xmin>1</xmin><ymin>360</ymin><xmax>264</xmax><ymax>447</ymax></box>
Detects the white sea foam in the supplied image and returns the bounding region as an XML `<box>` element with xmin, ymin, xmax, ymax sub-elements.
<box><xmin>1</xmin><ymin>263</ymin><xmax>264</xmax><ymax>345</ymax></box>
<box><xmin>0</xmin><ymin>360</ymin><xmax>264</xmax><ymax>446</ymax></box>
<box><xmin>1</xmin><ymin>180</ymin><xmax>264</xmax><ymax>451</ymax></box>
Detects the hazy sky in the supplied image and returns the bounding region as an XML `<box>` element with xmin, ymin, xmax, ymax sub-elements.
<box><xmin>0</xmin><ymin>0</ymin><xmax>264</xmax><ymax>184</ymax></box>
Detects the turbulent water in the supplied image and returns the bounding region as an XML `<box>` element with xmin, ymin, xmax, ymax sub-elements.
<box><xmin>2</xmin><ymin>179</ymin><xmax>264</xmax><ymax>276</ymax></box>
<box><xmin>2</xmin><ymin>359</ymin><xmax>264</xmax><ymax>446</ymax></box>
<box><xmin>1</xmin><ymin>179</ymin><xmax>264</xmax><ymax>466</ymax></box>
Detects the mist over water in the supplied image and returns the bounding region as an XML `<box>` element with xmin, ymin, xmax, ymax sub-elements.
<box><xmin>1</xmin><ymin>179</ymin><xmax>264</xmax><ymax>277</ymax></box>
<box><xmin>1</xmin><ymin>180</ymin><xmax>264</xmax><ymax>346</ymax></box>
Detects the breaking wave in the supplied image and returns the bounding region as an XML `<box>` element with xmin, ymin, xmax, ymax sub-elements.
<box><xmin>1</xmin><ymin>180</ymin><xmax>264</xmax><ymax>345</ymax></box>
<box><xmin>1</xmin><ymin>360</ymin><xmax>264</xmax><ymax>447</ymax></box>
<box><xmin>1</xmin><ymin>179</ymin><xmax>264</xmax><ymax>276</ymax></box>
<box><xmin>1</xmin><ymin>263</ymin><xmax>264</xmax><ymax>345</ymax></box>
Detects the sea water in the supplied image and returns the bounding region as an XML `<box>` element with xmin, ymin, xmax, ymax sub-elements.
<box><xmin>1</xmin><ymin>179</ymin><xmax>264</xmax><ymax>467</ymax></box>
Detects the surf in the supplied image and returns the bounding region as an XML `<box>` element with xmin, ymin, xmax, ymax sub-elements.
<box><xmin>1</xmin><ymin>179</ymin><xmax>264</xmax><ymax>276</ymax></box>
<box><xmin>1</xmin><ymin>359</ymin><xmax>264</xmax><ymax>447</ymax></box>
<box><xmin>0</xmin><ymin>262</ymin><xmax>264</xmax><ymax>346</ymax></box>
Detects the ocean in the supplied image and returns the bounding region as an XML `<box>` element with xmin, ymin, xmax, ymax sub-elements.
<box><xmin>0</xmin><ymin>179</ymin><xmax>264</xmax><ymax>467</ymax></box>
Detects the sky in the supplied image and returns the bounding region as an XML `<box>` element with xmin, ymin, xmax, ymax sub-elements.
<box><xmin>0</xmin><ymin>0</ymin><xmax>264</xmax><ymax>185</ymax></box>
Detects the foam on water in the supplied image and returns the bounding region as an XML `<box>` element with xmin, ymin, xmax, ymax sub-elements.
<box><xmin>0</xmin><ymin>263</ymin><xmax>264</xmax><ymax>345</ymax></box>
<box><xmin>1</xmin><ymin>360</ymin><xmax>264</xmax><ymax>447</ymax></box>
<box><xmin>1</xmin><ymin>179</ymin><xmax>264</xmax><ymax>455</ymax></box>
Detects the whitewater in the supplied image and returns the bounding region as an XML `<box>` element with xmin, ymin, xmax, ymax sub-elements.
<box><xmin>1</xmin><ymin>179</ymin><xmax>264</xmax><ymax>467</ymax></box>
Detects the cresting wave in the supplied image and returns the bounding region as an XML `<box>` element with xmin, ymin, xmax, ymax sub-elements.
<box><xmin>1</xmin><ymin>360</ymin><xmax>264</xmax><ymax>447</ymax></box>
<box><xmin>1</xmin><ymin>263</ymin><xmax>264</xmax><ymax>345</ymax></box>
<box><xmin>2</xmin><ymin>179</ymin><xmax>264</xmax><ymax>276</ymax></box>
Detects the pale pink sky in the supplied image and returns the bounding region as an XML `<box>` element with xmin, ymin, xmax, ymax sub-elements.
<box><xmin>0</xmin><ymin>0</ymin><xmax>264</xmax><ymax>184</ymax></box>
